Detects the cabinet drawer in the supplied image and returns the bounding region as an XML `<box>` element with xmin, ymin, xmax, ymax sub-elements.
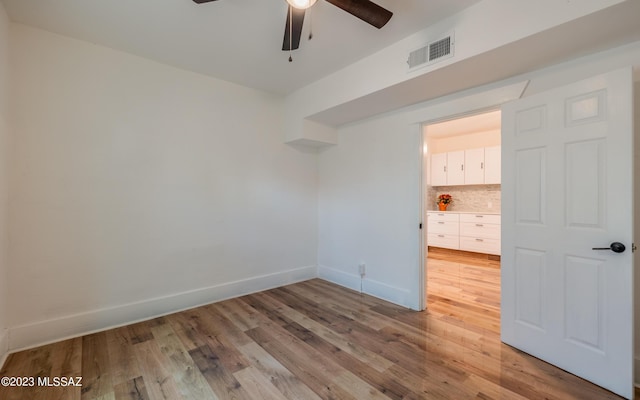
<box><xmin>459</xmin><ymin>236</ymin><xmax>500</xmax><ymax>255</ymax></box>
<box><xmin>427</xmin><ymin>212</ymin><xmax>459</xmax><ymax>222</ymax></box>
<box><xmin>428</xmin><ymin>220</ymin><xmax>459</xmax><ymax>235</ymax></box>
<box><xmin>427</xmin><ymin>233</ymin><xmax>459</xmax><ymax>250</ymax></box>
<box><xmin>459</xmin><ymin>213</ymin><xmax>501</xmax><ymax>224</ymax></box>
<box><xmin>460</xmin><ymin>222</ymin><xmax>500</xmax><ymax>239</ymax></box>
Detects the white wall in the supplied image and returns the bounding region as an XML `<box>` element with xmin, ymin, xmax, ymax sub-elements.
<box><xmin>7</xmin><ymin>24</ymin><xmax>318</xmax><ymax>350</ymax></box>
<box><xmin>317</xmin><ymin>41</ymin><xmax>640</xmax><ymax>316</ymax></box>
<box><xmin>429</xmin><ymin>129</ymin><xmax>501</xmax><ymax>153</ymax></box>
<box><xmin>0</xmin><ymin>1</ymin><xmax>10</xmax><ymax>366</ymax></box>
<box><xmin>317</xmin><ymin>117</ymin><xmax>422</xmax><ymax>308</ymax></box>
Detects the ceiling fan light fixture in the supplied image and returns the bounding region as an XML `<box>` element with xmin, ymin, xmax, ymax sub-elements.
<box><xmin>286</xmin><ymin>0</ymin><xmax>317</xmax><ymax>10</ymax></box>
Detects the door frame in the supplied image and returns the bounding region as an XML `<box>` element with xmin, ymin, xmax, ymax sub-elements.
<box><xmin>413</xmin><ymin>80</ymin><xmax>528</xmax><ymax>311</ymax></box>
<box><xmin>419</xmin><ymin>107</ymin><xmax>502</xmax><ymax>310</ymax></box>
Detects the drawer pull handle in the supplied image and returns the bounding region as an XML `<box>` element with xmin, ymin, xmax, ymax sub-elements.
<box><xmin>475</xmin><ymin>215</ymin><xmax>484</xmax><ymax>218</ymax></box>
<box><xmin>438</xmin><ymin>221</ymin><xmax>445</xmax><ymax>224</ymax></box>
<box><xmin>438</xmin><ymin>213</ymin><xmax>445</xmax><ymax>216</ymax></box>
<box><xmin>475</xmin><ymin>238</ymin><xmax>484</xmax><ymax>242</ymax></box>
<box><xmin>475</xmin><ymin>224</ymin><xmax>484</xmax><ymax>227</ymax></box>
<box><xmin>438</xmin><ymin>235</ymin><xmax>445</xmax><ymax>238</ymax></box>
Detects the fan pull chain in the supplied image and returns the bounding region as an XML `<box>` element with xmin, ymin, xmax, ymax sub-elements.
<box><xmin>288</xmin><ymin>6</ymin><xmax>293</xmax><ymax>62</ymax></box>
<box><xmin>308</xmin><ymin>8</ymin><xmax>313</xmax><ymax>40</ymax></box>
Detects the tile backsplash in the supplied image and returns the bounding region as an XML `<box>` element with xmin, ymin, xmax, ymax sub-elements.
<box><xmin>428</xmin><ymin>185</ymin><xmax>501</xmax><ymax>213</ymax></box>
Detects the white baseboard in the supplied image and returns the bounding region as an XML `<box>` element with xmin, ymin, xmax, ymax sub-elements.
<box><xmin>318</xmin><ymin>264</ymin><xmax>413</xmax><ymax>309</ymax></box>
<box><xmin>0</xmin><ymin>329</ymin><xmax>8</xmax><ymax>369</ymax></box>
<box><xmin>318</xmin><ymin>264</ymin><xmax>361</xmax><ymax>293</ymax></box>
<box><xmin>363</xmin><ymin>278</ymin><xmax>412</xmax><ymax>309</ymax></box>
<box><xmin>8</xmin><ymin>265</ymin><xmax>317</xmax><ymax>352</ymax></box>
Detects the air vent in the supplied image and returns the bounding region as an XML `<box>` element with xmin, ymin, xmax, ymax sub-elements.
<box><xmin>407</xmin><ymin>47</ymin><xmax>428</xmax><ymax>69</ymax></box>
<box><xmin>407</xmin><ymin>32</ymin><xmax>454</xmax><ymax>71</ymax></box>
<box><xmin>429</xmin><ymin>36</ymin><xmax>451</xmax><ymax>62</ymax></box>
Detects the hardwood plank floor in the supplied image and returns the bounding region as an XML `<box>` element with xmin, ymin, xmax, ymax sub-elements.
<box><xmin>0</xmin><ymin>252</ymin><xmax>631</xmax><ymax>399</ymax></box>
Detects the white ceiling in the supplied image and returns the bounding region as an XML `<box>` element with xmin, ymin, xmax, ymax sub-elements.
<box><xmin>1</xmin><ymin>0</ymin><xmax>480</xmax><ymax>95</ymax></box>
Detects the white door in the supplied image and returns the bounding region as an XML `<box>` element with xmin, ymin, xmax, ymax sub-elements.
<box><xmin>501</xmin><ymin>67</ymin><xmax>634</xmax><ymax>399</ymax></box>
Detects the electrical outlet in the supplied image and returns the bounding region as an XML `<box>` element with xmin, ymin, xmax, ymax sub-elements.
<box><xmin>358</xmin><ymin>263</ymin><xmax>366</xmax><ymax>277</ymax></box>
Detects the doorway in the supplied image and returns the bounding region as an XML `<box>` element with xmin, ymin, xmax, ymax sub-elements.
<box><xmin>422</xmin><ymin>110</ymin><xmax>502</xmax><ymax>320</ymax></box>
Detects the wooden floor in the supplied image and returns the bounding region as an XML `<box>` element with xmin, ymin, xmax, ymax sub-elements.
<box><xmin>0</xmin><ymin>251</ymin><xmax>629</xmax><ymax>399</ymax></box>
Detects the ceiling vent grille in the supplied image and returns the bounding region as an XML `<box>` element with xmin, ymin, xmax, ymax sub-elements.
<box><xmin>407</xmin><ymin>32</ymin><xmax>454</xmax><ymax>71</ymax></box>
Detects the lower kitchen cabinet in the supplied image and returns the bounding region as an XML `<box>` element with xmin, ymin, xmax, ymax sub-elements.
<box><xmin>427</xmin><ymin>212</ymin><xmax>500</xmax><ymax>255</ymax></box>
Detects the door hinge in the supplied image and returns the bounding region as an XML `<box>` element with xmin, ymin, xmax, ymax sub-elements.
<box><xmin>633</xmin><ymin>243</ymin><xmax>637</xmax><ymax>253</ymax></box>
<box><xmin>419</xmin><ymin>223</ymin><xmax>423</xmax><ymax>230</ymax></box>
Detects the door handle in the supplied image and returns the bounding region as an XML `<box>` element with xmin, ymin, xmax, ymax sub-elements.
<box><xmin>592</xmin><ymin>242</ymin><xmax>626</xmax><ymax>253</ymax></box>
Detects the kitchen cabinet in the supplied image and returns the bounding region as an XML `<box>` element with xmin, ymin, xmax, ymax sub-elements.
<box><xmin>484</xmin><ymin>146</ymin><xmax>501</xmax><ymax>184</ymax></box>
<box><xmin>426</xmin><ymin>212</ymin><xmax>459</xmax><ymax>250</ymax></box>
<box><xmin>464</xmin><ymin>148</ymin><xmax>485</xmax><ymax>184</ymax></box>
<box><xmin>458</xmin><ymin>213</ymin><xmax>501</xmax><ymax>255</ymax></box>
<box><xmin>430</xmin><ymin>146</ymin><xmax>501</xmax><ymax>186</ymax></box>
<box><xmin>430</xmin><ymin>152</ymin><xmax>464</xmax><ymax>186</ymax></box>
<box><xmin>446</xmin><ymin>151</ymin><xmax>465</xmax><ymax>185</ymax></box>
<box><xmin>431</xmin><ymin>153</ymin><xmax>447</xmax><ymax>186</ymax></box>
<box><xmin>427</xmin><ymin>212</ymin><xmax>501</xmax><ymax>255</ymax></box>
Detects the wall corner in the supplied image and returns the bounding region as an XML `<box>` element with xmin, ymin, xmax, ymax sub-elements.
<box><xmin>285</xmin><ymin>118</ymin><xmax>337</xmax><ymax>149</ymax></box>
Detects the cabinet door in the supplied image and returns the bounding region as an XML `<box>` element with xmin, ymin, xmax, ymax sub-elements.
<box><xmin>464</xmin><ymin>148</ymin><xmax>485</xmax><ymax>184</ymax></box>
<box><xmin>447</xmin><ymin>151</ymin><xmax>465</xmax><ymax>185</ymax></box>
<box><xmin>428</xmin><ymin>233</ymin><xmax>460</xmax><ymax>250</ymax></box>
<box><xmin>459</xmin><ymin>236</ymin><xmax>500</xmax><ymax>255</ymax></box>
<box><xmin>484</xmin><ymin>146</ymin><xmax>501</xmax><ymax>184</ymax></box>
<box><xmin>431</xmin><ymin>153</ymin><xmax>447</xmax><ymax>186</ymax></box>
<box><xmin>459</xmin><ymin>222</ymin><xmax>501</xmax><ymax>239</ymax></box>
<box><xmin>427</xmin><ymin>212</ymin><xmax>460</xmax><ymax>222</ymax></box>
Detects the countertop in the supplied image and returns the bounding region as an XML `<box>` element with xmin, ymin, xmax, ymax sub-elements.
<box><xmin>427</xmin><ymin>210</ymin><xmax>500</xmax><ymax>215</ymax></box>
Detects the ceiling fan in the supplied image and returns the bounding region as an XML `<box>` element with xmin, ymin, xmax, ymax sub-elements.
<box><xmin>192</xmin><ymin>0</ymin><xmax>393</xmax><ymax>55</ymax></box>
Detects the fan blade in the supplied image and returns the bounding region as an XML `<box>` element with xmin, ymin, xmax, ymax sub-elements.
<box><xmin>325</xmin><ymin>0</ymin><xmax>392</xmax><ymax>29</ymax></box>
<box><xmin>282</xmin><ymin>6</ymin><xmax>306</xmax><ymax>51</ymax></box>
<box><xmin>192</xmin><ymin>0</ymin><xmax>218</xmax><ymax>3</ymax></box>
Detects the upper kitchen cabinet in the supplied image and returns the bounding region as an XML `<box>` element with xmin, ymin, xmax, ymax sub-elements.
<box><xmin>447</xmin><ymin>151</ymin><xmax>465</xmax><ymax>185</ymax></box>
<box><xmin>484</xmin><ymin>146</ymin><xmax>501</xmax><ymax>184</ymax></box>
<box><xmin>464</xmin><ymin>148</ymin><xmax>485</xmax><ymax>184</ymax></box>
<box><xmin>431</xmin><ymin>153</ymin><xmax>447</xmax><ymax>186</ymax></box>
<box><xmin>430</xmin><ymin>146</ymin><xmax>501</xmax><ymax>186</ymax></box>
<box><xmin>425</xmin><ymin>110</ymin><xmax>501</xmax><ymax>187</ymax></box>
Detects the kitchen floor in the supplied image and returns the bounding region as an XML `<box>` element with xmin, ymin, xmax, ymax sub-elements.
<box><xmin>426</xmin><ymin>247</ymin><xmax>501</xmax><ymax>334</ymax></box>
